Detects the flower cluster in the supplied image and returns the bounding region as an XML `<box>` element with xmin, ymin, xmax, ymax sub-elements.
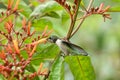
<box><xmin>55</xmin><ymin>0</ymin><xmax>111</xmax><ymax>22</ymax></box>
<box><xmin>55</xmin><ymin>0</ymin><xmax>80</xmax><ymax>17</ymax></box>
<box><xmin>0</xmin><ymin>18</ymin><xmax>51</xmax><ymax>79</ymax></box>
<box><xmin>0</xmin><ymin>0</ymin><xmax>22</xmax><ymax>23</ymax></box>
<box><xmin>0</xmin><ymin>0</ymin><xmax>52</xmax><ymax>80</ymax></box>
<box><xmin>87</xmin><ymin>3</ymin><xmax>111</xmax><ymax>21</ymax></box>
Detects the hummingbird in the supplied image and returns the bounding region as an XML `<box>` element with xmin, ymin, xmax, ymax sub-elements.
<box><xmin>47</xmin><ymin>35</ymin><xmax>88</xmax><ymax>56</ymax></box>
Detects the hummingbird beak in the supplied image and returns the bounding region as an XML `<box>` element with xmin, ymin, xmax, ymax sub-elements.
<box><xmin>47</xmin><ymin>37</ymin><xmax>54</xmax><ymax>43</ymax></box>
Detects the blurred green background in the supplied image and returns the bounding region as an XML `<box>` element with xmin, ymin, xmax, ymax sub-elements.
<box><xmin>0</xmin><ymin>0</ymin><xmax>120</xmax><ymax>80</ymax></box>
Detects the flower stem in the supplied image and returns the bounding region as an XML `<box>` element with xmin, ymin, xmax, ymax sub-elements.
<box><xmin>66</xmin><ymin>0</ymin><xmax>82</xmax><ymax>40</ymax></box>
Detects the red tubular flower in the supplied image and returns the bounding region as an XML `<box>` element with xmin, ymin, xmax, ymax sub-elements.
<box><xmin>13</xmin><ymin>39</ymin><xmax>20</xmax><ymax>54</ymax></box>
<box><xmin>102</xmin><ymin>6</ymin><xmax>110</xmax><ymax>12</ymax></box>
<box><xmin>29</xmin><ymin>44</ymin><xmax>37</xmax><ymax>57</ymax></box>
<box><xmin>40</xmin><ymin>68</ymin><xmax>48</xmax><ymax>75</ymax></box>
<box><xmin>4</xmin><ymin>20</ymin><xmax>13</xmax><ymax>34</ymax></box>
<box><xmin>31</xmin><ymin>38</ymin><xmax>47</xmax><ymax>46</ymax></box>
<box><xmin>97</xmin><ymin>3</ymin><xmax>104</xmax><ymax>13</ymax></box>
<box><xmin>0</xmin><ymin>65</ymin><xmax>5</xmax><ymax>72</ymax></box>
<box><xmin>6</xmin><ymin>44</ymin><xmax>13</xmax><ymax>54</ymax></box>
<box><xmin>13</xmin><ymin>0</ymin><xmax>20</xmax><ymax>12</ymax></box>
<box><xmin>0</xmin><ymin>50</ymin><xmax>6</xmax><ymax>60</ymax></box>
<box><xmin>0</xmin><ymin>18</ymin><xmax>2</xmax><ymax>22</ymax></box>
<box><xmin>38</xmin><ymin>63</ymin><xmax>43</xmax><ymax>74</ymax></box>
<box><xmin>7</xmin><ymin>0</ymin><xmax>14</xmax><ymax>10</ymax></box>
<box><xmin>22</xmin><ymin>17</ymin><xmax>27</xmax><ymax>31</ymax></box>
<box><xmin>42</xmin><ymin>25</ymin><xmax>48</xmax><ymax>37</ymax></box>
<box><xmin>27</xmin><ymin>21</ymin><xmax>31</xmax><ymax>36</ymax></box>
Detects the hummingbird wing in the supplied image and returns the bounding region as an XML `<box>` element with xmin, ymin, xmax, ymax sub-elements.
<box><xmin>62</xmin><ymin>41</ymin><xmax>88</xmax><ymax>56</ymax></box>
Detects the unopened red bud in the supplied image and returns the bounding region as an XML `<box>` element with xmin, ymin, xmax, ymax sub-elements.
<box><xmin>68</xmin><ymin>5</ymin><xmax>71</xmax><ymax>11</ymax></box>
<box><xmin>32</xmin><ymin>40</ymin><xmax>34</xmax><ymax>42</ymax></box>
<box><xmin>30</xmin><ymin>30</ymin><xmax>36</xmax><ymax>36</ymax></box>
<box><xmin>20</xmin><ymin>33</ymin><xmax>22</xmax><ymax>36</ymax></box>
<box><xmin>65</xmin><ymin>4</ymin><xmax>69</xmax><ymax>9</ymax></box>
<box><xmin>14</xmin><ymin>74</ymin><xmax>19</xmax><ymax>79</ymax></box>
<box><xmin>0</xmin><ymin>18</ymin><xmax>2</xmax><ymax>22</ymax></box>
<box><xmin>34</xmin><ymin>38</ymin><xmax>37</xmax><ymax>41</ymax></box>
<box><xmin>1</xmin><ymin>31</ymin><xmax>4</xmax><ymax>35</ymax></box>
<box><xmin>21</xmin><ymin>58</ymin><xmax>25</xmax><ymax>62</ymax></box>
<box><xmin>9</xmin><ymin>63</ymin><xmax>13</xmax><ymax>68</ymax></box>
<box><xmin>5</xmin><ymin>34</ymin><xmax>8</xmax><ymax>38</ymax></box>
<box><xmin>22</xmin><ymin>37</ymin><xmax>26</xmax><ymax>41</ymax></box>
<box><xmin>1</xmin><ymin>12</ymin><xmax>4</xmax><ymax>16</ymax></box>
<box><xmin>97</xmin><ymin>3</ymin><xmax>104</xmax><ymax>13</ymax></box>
<box><xmin>16</xmin><ymin>32</ymin><xmax>19</xmax><ymax>35</ymax></box>
<box><xmin>95</xmin><ymin>7</ymin><xmax>99</xmax><ymax>12</ymax></box>
<box><xmin>18</xmin><ymin>62</ymin><xmax>22</xmax><ymax>66</ymax></box>
<box><xmin>72</xmin><ymin>5</ymin><xmax>75</xmax><ymax>10</ymax></box>
<box><xmin>38</xmin><ymin>36</ymin><xmax>40</xmax><ymax>40</ymax></box>
<box><xmin>19</xmin><ymin>69</ymin><xmax>23</xmax><ymax>74</ymax></box>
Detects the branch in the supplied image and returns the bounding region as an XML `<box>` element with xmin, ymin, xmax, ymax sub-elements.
<box><xmin>87</xmin><ymin>0</ymin><xmax>94</xmax><ymax>11</ymax></box>
<box><xmin>66</xmin><ymin>0</ymin><xmax>82</xmax><ymax>40</ymax></box>
<box><xmin>71</xmin><ymin>0</ymin><xmax>94</xmax><ymax>37</ymax></box>
<box><xmin>43</xmin><ymin>51</ymin><xmax>62</xmax><ymax>80</ymax></box>
<box><xmin>70</xmin><ymin>18</ymin><xmax>85</xmax><ymax>37</ymax></box>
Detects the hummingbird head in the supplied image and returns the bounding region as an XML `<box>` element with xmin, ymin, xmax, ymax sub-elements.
<box><xmin>47</xmin><ymin>35</ymin><xmax>59</xmax><ymax>43</ymax></box>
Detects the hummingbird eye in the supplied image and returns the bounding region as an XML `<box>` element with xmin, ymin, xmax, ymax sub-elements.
<box><xmin>49</xmin><ymin>37</ymin><xmax>51</xmax><ymax>39</ymax></box>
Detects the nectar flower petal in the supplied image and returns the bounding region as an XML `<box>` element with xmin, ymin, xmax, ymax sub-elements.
<box><xmin>0</xmin><ymin>50</ymin><xmax>6</xmax><ymax>60</ymax></box>
<box><xmin>38</xmin><ymin>63</ymin><xmax>43</xmax><ymax>74</ymax></box>
<box><xmin>13</xmin><ymin>39</ymin><xmax>20</xmax><ymax>54</ymax></box>
<box><xmin>42</xmin><ymin>26</ymin><xmax>48</xmax><ymax>37</ymax></box>
<box><xmin>22</xmin><ymin>17</ymin><xmax>27</xmax><ymax>30</ymax></box>
<box><xmin>13</xmin><ymin>0</ymin><xmax>20</xmax><ymax>12</ymax></box>
<box><xmin>27</xmin><ymin>21</ymin><xmax>31</xmax><ymax>36</ymax></box>
<box><xmin>40</xmin><ymin>68</ymin><xmax>48</xmax><ymax>75</ymax></box>
<box><xmin>7</xmin><ymin>0</ymin><xmax>14</xmax><ymax>10</ymax></box>
<box><xmin>31</xmin><ymin>38</ymin><xmax>47</xmax><ymax>46</ymax></box>
<box><xmin>29</xmin><ymin>45</ymin><xmax>37</xmax><ymax>57</ymax></box>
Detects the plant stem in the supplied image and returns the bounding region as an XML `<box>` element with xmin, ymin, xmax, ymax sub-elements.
<box><xmin>0</xmin><ymin>12</ymin><xmax>14</xmax><ymax>23</ymax></box>
<box><xmin>43</xmin><ymin>51</ymin><xmax>62</xmax><ymax>80</ymax></box>
<box><xmin>71</xmin><ymin>17</ymin><xmax>85</xmax><ymax>37</ymax></box>
<box><xmin>70</xmin><ymin>0</ymin><xmax>94</xmax><ymax>38</ymax></box>
<box><xmin>87</xmin><ymin>0</ymin><xmax>94</xmax><ymax>11</ymax></box>
<box><xmin>66</xmin><ymin>0</ymin><xmax>82</xmax><ymax>40</ymax></box>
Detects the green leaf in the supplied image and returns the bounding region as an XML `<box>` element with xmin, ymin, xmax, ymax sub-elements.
<box><xmin>46</xmin><ymin>11</ymin><xmax>60</xmax><ymax>18</ymax></box>
<box><xmin>0</xmin><ymin>2</ymin><xmax>6</xmax><ymax>9</ymax></box>
<box><xmin>32</xmin><ymin>18</ymin><xmax>53</xmax><ymax>31</ymax></box>
<box><xmin>0</xmin><ymin>74</ymin><xmax>6</xmax><ymax>80</ymax></box>
<box><xmin>61</xmin><ymin>11</ymin><xmax>70</xmax><ymax>24</ymax></box>
<box><xmin>19</xmin><ymin>0</ymin><xmax>32</xmax><ymax>17</ymax></box>
<box><xmin>25</xmin><ymin>64</ymin><xmax>40</xmax><ymax>80</ymax></box>
<box><xmin>26</xmin><ymin>64</ymin><xmax>36</xmax><ymax>73</ymax></box>
<box><xmin>31</xmin><ymin>44</ymin><xmax>60</xmax><ymax>65</ymax></box>
<box><xmin>65</xmin><ymin>56</ymin><xmax>96</xmax><ymax>80</ymax></box>
<box><xmin>49</xmin><ymin>56</ymin><xmax>64</xmax><ymax>80</ymax></box>
<box><xmin>30</xmin><ymin>1</ymin><xmax>40</xmax><ymax>7</ymax></box>
<box><xmin>30</xmin><ymin>1</ymin><xmax>63</xmax><ymax>17</ymax></box>
<box><xmin>109</xmin><ymin>6</ymin><xmax>120</xmax><ymax>12</ymax></box>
